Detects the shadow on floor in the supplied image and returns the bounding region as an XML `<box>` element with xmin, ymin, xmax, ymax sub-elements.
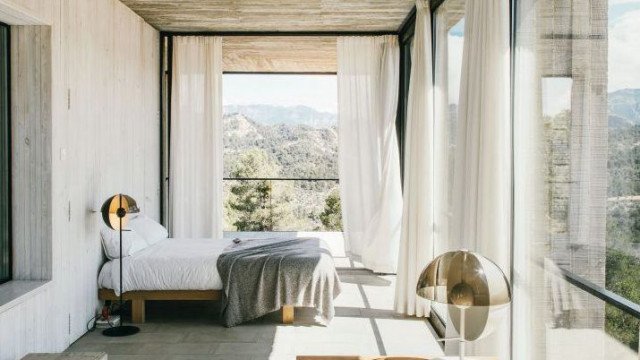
<box><xmin>66</xmin><ymin>270</ymin><xmax>443</xmax><ymax>360</ymax></box>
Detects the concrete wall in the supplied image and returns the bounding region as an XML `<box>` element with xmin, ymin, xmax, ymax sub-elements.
<box><xmin>0</xmin><ymin>1</ymin><xmax>159</xmax><ymax>358</ymax></box>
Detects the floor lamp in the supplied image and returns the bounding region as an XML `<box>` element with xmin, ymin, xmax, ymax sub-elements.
<box><xmin>101</xmin><ymin>193</ymin><xmax>140</xmax><ymax>337</ymax></box>
<box><xmin>416</xmin><ymin>250</ymin><xmax>511</xmax><ymax>360</ymax></box>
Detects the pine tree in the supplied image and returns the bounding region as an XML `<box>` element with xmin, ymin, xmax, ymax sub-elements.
<box><xmin>319</xmin><ymin>189</ymin><xmax>343</xmax><ymax>231</ymax></box>
<box><xmin>226</xmin><ymin>148</ymin><xmax>294</xmax><ymax>231</ymax></box>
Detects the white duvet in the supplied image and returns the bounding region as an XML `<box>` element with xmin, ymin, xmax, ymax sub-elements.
<box><xmin>98</xmin><ymin>237</ymin><xmax>234</xmax><ymax>295</ymax></box>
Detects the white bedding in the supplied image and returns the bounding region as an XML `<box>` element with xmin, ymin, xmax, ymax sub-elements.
<box><xmin>98</xmin><ymin>237</ymin><xmax>234</xmax><ymax>295</ymax></box>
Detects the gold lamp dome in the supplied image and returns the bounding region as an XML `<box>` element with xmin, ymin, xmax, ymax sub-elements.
<box><xmin>416</xmin><ymin>250</ymin><xmax>511</xmax><ymax>341</ymax></box>
<box><xmin>100</xmin><ymin>194</ymin><xmax>140</xmax><ymax>230</ymax></box>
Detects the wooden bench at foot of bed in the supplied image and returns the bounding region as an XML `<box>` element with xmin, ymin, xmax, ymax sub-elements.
<box><xmin>98</xmin><ymin>289</ymin><xmax>295</xmax><ymax>325</ymax></box>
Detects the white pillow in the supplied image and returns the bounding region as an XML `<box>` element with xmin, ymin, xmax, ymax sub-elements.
<box><xmin>100</xmin><ymin>227</ymin><xmax>148</xmax><ymax>259</ymax></box>
<box><xmin>127</xmin><ymin>214</ymin><xmax>168</xmax><ymax>245</ymax></box>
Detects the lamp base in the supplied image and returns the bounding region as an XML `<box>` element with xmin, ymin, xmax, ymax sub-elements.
<box><xmin>102</xmin><ymin>325</ymin><xmax>140</xmax><ymax>337</ymax></box>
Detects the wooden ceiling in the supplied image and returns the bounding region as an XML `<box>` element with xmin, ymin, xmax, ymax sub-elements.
<box><xmin>222</xmin><ymin>36</ymin><xmax>337</xmax><ymax>72</ymax></box>
<box><xmin>120</xmin><ymin>0</ymin><xmax>415</xmax><ymax>32</ymax></box>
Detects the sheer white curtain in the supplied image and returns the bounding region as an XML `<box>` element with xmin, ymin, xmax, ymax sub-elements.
<box><xmin>446</xmin><ymin>0</ymin><xmax>511</xmax><ymax>357</ymax></box>
<box><xmin>512</xmin><ymin>0</ymin><xmax>546</xmax><ymax>357</ymax></box>
<box><xmin>169</xmin><ymin>36</ymin><xmax>224</xmax><ymax>239</ymax></box>
<box><xmin>394</xmin><ymin>0</ymin><xmax>433</xmax><ymax>317</ymax></box>
<box><xmin>337</xmin><ymin>36</ymin><xmax>403</xmax><ymax>274</ymax></box>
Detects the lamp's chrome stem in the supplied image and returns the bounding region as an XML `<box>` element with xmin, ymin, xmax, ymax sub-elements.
<box><xmin>437</xmin><ymin>337</ymin><xmax>462</xmax><ymax>342</ymax></box>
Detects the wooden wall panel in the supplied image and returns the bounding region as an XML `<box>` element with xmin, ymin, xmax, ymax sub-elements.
<box><xmin>0</xmin><ymin>1</ymin><xmax>160</xmax><ymax>359</ymax></box>
<box><xmin>222</xmin><ymin>36</ymin><xmax>337</xmax><ymax>73</ymax></box>
<box><xmin>10</xmin><ymin>25</ymin><xmax>52</xmax><ymax>281</ymax></box>
<box><xmin>120</xmin><ymin>0</ymin><xmax>415</xmax><ymax>32</ymax></box>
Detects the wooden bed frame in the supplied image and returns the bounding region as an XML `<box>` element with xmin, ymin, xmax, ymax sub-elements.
<box><xmin>98</xmin><ymin>289</ymin><xmax>294</xmax><ymax>324</ymax></box>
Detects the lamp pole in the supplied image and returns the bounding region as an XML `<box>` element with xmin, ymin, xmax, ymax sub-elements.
<box><xmin>101</xmin><ymin>193</ymin><xmax>140</xmax><ymax>337</ymax></box>
<box><xmin>118</xmin><ymin>194</ymin><xmax>124</xmax><ymax>327</ymax></box>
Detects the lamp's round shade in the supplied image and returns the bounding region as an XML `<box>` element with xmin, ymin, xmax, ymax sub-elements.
<box><xmin>415</xmin><ymin>250</ymin><xmax>511</xmax><ymax>340</ymax></box>
<box><xmin>100</xmin><ymin>194</ymin><xmax>139</xmax><ymax>230</ymax></box>
<box><xmin>416</xmin><ymin>249</ymin><xmax>511</xmax><ymax>306</ymax></box>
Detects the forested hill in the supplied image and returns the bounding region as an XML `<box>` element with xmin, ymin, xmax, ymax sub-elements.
<box><xmin>223</xmin><ymin>110</ymin><xmax>338</xmax><ymax>179</ymax></box>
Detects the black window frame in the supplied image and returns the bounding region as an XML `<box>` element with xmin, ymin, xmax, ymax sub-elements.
<box><xmin>159</xmin><ymin>31</ymin><xmax>398</xmax><ymax>227</ymax></box>
<box><xmin>0</xmin><ymin>22</ymin><xmax>11</xmax><ymax>285</ymax></box>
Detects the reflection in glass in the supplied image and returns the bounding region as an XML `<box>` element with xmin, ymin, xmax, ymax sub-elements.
<box><xmin>514</xmin><ymin>0</ymin><xmax>640</xmax><ymax>358</ymax></box>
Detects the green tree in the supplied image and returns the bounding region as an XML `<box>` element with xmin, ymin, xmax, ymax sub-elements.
<box><xmin>605</xmin><ymin>248</ymin><xmax>640</xmax><ymax>351</ymax></box>
<box><xmin>225</xmin><ymin>148</ymin><xmax>294</xmax><ymax>231</ymax></box>
<box><xmin>319</xmin><ymin>189</ymin><xmax>342</xmax><ymax>231</ymax></box>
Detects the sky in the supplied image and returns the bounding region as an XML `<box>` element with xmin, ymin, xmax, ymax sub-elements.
<box><xmin>542</xmin><ymin>78</ymin><xmax>573</xmax><ymax>117</ymax></box>
<box><xmin>608</xmin><ymin>0</ymin><xmax>640</xmax><ymax>93</ymax></box>
<box><xmin>223</xmin><ymin>74</ymin><xmax>338</xmax><ymax>113</ymax></box>
<box><xmin>447</xmin><ymin>19</ymin><xmax>465</xmax><ymax>103</ymax></box>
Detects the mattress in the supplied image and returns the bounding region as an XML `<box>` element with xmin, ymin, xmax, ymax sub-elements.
<box><xmin>98</xmin><ymin>237</ymin><xmax>234</xmax><ymax>294</ymax></box>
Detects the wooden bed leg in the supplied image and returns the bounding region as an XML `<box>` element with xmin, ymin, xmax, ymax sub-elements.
<box><xmin>131</xmin><ymin>299</ymin><xmax>145</xmax><ymax>323</ymax></box>
<box><xmin>282</xmin><ymin>305</ymin><xmax>294</xmax><ymax>324</ymax></box>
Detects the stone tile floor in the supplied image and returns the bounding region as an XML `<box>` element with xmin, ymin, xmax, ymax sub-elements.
<box><xmin>66</xmin><ymin>261</ymin><xmax>444</xmax><ymax>360</ymax></box>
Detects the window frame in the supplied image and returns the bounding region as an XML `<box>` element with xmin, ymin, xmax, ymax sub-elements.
<box><xmin>0</xmin><ymin>22</ymin><xmax>11</xmax><ymax>285</ymax></box>
<box><xmin>160</xmin><ymin>31</ymin><xmax>399</xmax><ymax>227</ymax></box>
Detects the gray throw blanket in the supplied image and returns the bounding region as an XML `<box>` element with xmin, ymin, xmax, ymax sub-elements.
<box><xmin>216</xmin><ymin>237</ymin><xmax>341</xmax><ymax>327</ymax></box>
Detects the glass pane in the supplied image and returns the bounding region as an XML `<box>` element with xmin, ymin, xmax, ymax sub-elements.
<box><xmin>544</xmin><ymin>275</ymin><xmax>637</xmax><ymax>360</ymax></box>
<box><xmin>0</xmin><ymin>24</ymin><xmax>10</xmax><ymax>284</ymax></box>
<box><xmin>433</xmin><ymin>0</ymin><xmax>465</xmax><ymax>324</ymax></box>
<box><xmin>605</xmin><ymin>3</ymin><xmax>640</xmax><ymax>350</ymax></box>
<box><xmin>222</xmin><ymin>74</ymin><xmax>340</xmax><ymax>232</ymax></box>
<box><xmin>433</xmin><ymin>0</ymin><xmax>465</xmax><ymax>258</ymax></box>
<box><xmin>513</xmin><ymin>0</ymin><xmax>640</xmax><ymax>357</ymax></box>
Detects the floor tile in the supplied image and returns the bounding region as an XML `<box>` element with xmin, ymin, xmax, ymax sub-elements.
<box><xmin>66</xmin><ymin>268</ymin><xmax>443</xmax><ymax>359</ymax></box>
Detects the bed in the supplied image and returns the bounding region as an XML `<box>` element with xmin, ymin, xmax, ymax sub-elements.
<box><xmin>98</xmin><ymin>220</ymin><xmax>341</xmax><ymax>326</ymax></box>
<box><xmin>97</xmin><ymin>237</ymin><xmax>228</xmax><ymax>323</ymax></box>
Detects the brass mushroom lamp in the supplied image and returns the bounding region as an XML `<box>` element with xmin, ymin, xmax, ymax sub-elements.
<box><xmin>416</xmin><ymin>250</ymin><xmax>511</xmax><ymax>360</ymax></box>
<box><xmin>100</xmin><ymin>194</ymin><xmax>140</xmax><ymax>337</ymax></box>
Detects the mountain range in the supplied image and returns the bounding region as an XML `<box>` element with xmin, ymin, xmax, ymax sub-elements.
<box><xmin>223</xmin><ymin>108</ymin><xmax>338</xmax><ymax>179</ymax></box>
<box><xmin>609</xmin><ymin>89</ymin><xmax>640</xmax><ymax>128</ymax></box>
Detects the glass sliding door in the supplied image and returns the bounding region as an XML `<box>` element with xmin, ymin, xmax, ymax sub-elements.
<box><xmin>513</xmin><ymin>0</ymin><xmax>640</xmax><ymax>358</ymax></box>
<box><xmin>0</xmin><ymin>23</ymin><xmax>10</xmax><ymax>284</ymax></box>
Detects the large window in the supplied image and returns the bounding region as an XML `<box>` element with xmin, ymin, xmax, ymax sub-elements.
<box><xmin>513</xmin><ymin>0</ymin><xmax>640</xmax><ymax>358</ymax></box>
<box><xmin>0</xmin><ymin>23</ymin><xmax>10</xmax><ymax>284</ymax></box>
<box><xmin>222</xmin><ymin>74</ymin><xmax>341</xmax><ymax>232</ymax></box>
